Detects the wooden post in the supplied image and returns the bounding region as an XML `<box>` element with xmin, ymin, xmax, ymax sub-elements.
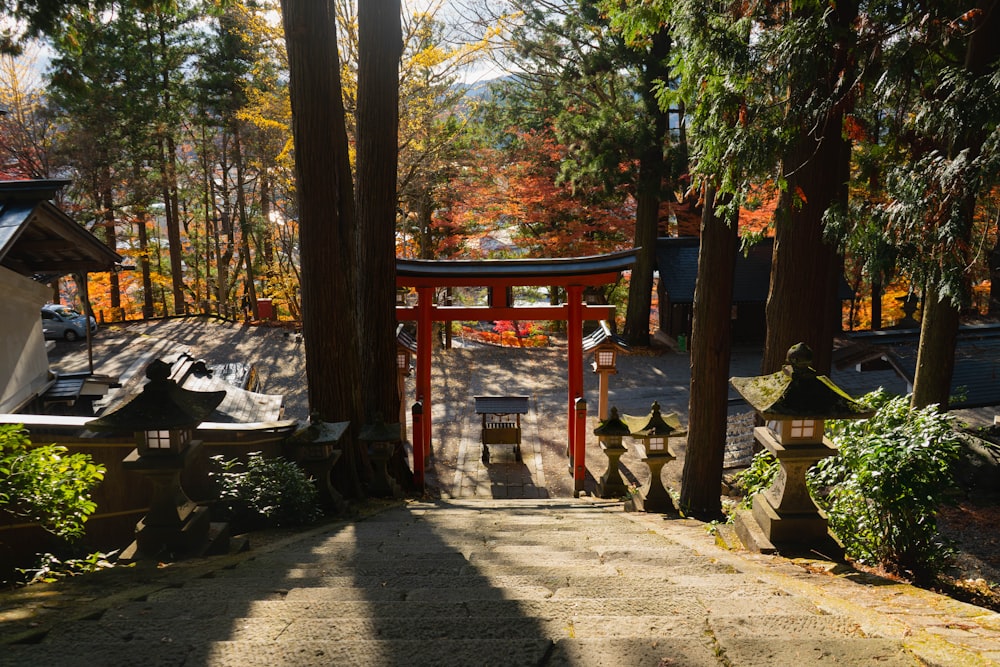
<box><xmin>567</xmin><ymin>285</ymin><xmax>584</xmax><ymax>463</ymax></box>
<box><xmin>597</xmin><ymin>370</ymin><xmax>610</xmax><ymax>420</ymax></box>
<box><xmin>574</xmin><ymin>397</ymin><xmax>587</xmax><ymax>495</ymax></box>
<box><xmin>398</xmin><ymin>370</ymin><xmax>408</xmax><ymax>443</ymax></box>
<box><xmin>417</xmin><ymin>286</ymin><xmax>433</xmax><ymax>453</ymax></box>
<box><xmin>411</xmin><ymin>401</ymin><xmax>424</xmax><ymax>489</ymax></box>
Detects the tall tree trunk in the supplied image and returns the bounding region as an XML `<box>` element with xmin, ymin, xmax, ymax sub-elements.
<box><xmin>623</xmin><ymin>152</ymin><xmax>661</xmax><ymax>347</ymax></box>
<box><xmin>990</xmin><ymin>223</ymin><xmax>1000</xmax><ymax>316</ymax></box>
<box><xmin>762</xmin><ymin>1</ymin><xmax>857</xmax><ymax>375</ymax></box>
<box><xmin>281</xmin><ymin>0</ymin><xmax>364</xmax><ymax>495</ymax></box>
<box><xmin>911</xmin><ymin>0</ymin><xmax>1000</xmax><ymax>408</ymax></box>
<box><xmin>417</xmin><ymin>190</ymin><xmax>433</xmax><ymax>259</ymax></box>
<box><xmin>911</xmin><ymin>283</ymin><xmax>960</xmax><ymax>408</ymax></box>
<box><xmin>157</xmin><ymin>11</ymin><xmax>185</xmax><ymax>317</ymax></box>
<box><xmin>137</xmin><ymin>210</ymin><xmax>155</xmax><ymax>319</ymax></box>
<box><xmin>216</xmin><ymin>136</ymin><xmax>236</xmax><ymax>317</ymax></box>
<box><xmin>871</xmin><ymin>273</ymin><xmax>883</xmax><ymax>330</ymax></box>
<box><xmin>99</xmin><ymin>172</ymin><xmax>121</xmax><ymax>313</ymax></box>
<box><xmin>261</xmin><ymin>169</ymin><xmax>274</xmax><ymax>268</ymax></box>
<box><xmin>233</xmin><ymin>124</ymin><xmax>258</xmax><ymax>318</ymax></box>
<box><xmin>762</xmin><ymin>143</ymin><xmax>845</xmax><ymax>375</ymax></box>
<box><xmin>680</xmin><ymin>186</ymin><xmax>738</xmax><ymax>520</ymax></box>
<box><xmin>356</xmin><ymin>0</ymin><xmax>402</xmax><ymax>422</ymax></box>
<box><xmin>623</xmin><ymin>28</ymin><xmax>671</xmax><ymax>347</ymax></box>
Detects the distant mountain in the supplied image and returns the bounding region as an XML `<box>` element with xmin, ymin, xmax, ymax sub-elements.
<box><xmin>453</xmin><ymin>74</ymin><xmax>515</xmax><ymax>100</ymax></box>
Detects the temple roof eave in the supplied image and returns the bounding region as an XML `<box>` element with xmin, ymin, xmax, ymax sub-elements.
<box><xmin>396</xmin><ymin>249</ymin><xmax>637</xmax><ymax>288</ymax></box>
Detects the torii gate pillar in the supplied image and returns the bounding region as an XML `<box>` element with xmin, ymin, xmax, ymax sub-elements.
<box><xmin>567</xmin><ymin>285</ymin><xmax>585</xmax><ymax>488</ymax></box>
<box><xmin>416</xmin><ymin>286</ymin><xmax>434</xmax><ymax>480</ymax></box>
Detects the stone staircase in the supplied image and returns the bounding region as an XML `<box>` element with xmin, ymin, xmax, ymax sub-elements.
<box><xmin>4</xmin><ymin>499</ymin><xmax>922</xmax><ymax>666</ymax></box>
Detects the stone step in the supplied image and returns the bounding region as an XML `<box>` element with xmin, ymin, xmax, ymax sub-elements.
<box><xmin>165</xmin><ymin>572</ymin><xmax>742</xmax><ymax>600</ymax></box>
<box><xmin>3</xmin><ymin>639</ymin><xmax>554</xmax><ymax>667</ymax></box>
<box><xmin>102</xmin><ymin>596</ymin><xmax>712</xmax><ymax>622</ymax></box>
<box><xmin>197</xmin><ymin>562</ymin><xmax>719</xmax><ymax>581</ymax></box>
<box><xmin>34</xmin><ymin>610</ymin><xmax>869</xmax><ymax>647</ymax></box>
<box><xmin>258</xmin><ymin>540</ymin><xmax>693</xmax><ymax>557</ymax></box>
<box><xmin>0</xmin><ymin>501</ymin><xmax>940</xmax><ymax>667</ymax></box>
<box><xmin>5</xmin><ymin>635</ymin><xmax>918</xmax><ymax>667</ymax></box>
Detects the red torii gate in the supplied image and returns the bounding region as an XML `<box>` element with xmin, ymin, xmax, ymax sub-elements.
<box><xmin>395</xmin><ymin>250</ymin><xmax>636</xmax><ymax>490</ymax></box>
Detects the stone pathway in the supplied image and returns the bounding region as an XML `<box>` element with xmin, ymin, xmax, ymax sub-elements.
<box><xmin>9</xmin><ymin>498</ymin><xmax>996</xmax><ymax>666</ymax></box>
<box><xmin>26</xmin><ymin>318</ymin><xmax>1000</xmax><ymax>666</ymax></box>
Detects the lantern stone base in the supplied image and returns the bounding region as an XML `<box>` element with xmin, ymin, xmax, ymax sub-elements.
<box><xmin>596</xmin><ymin>443</ymin><xmax>628</xmax><ymax>498</ymax></box>
<box><xmin>633</xmin><ymin>448</ymin><xmax>679</xmax><ymax>515</ymax></box>
<box><xmin>367</xmin><ymin>442</ymin><xmax>402</xmax><ymax>498</ymax></box>
<box><xmin>730</xmin><ymin>427</ymin><xmax>844</xmax><ymax>556</ymax></box>
<box><xmin>120</xmin><ymin>506</ymin><xmax>235</xmax><ymax>563</ymax></box>
<box><xmin>120</xmin><ymin>444</ymin><xmax>233</xmax><ymax>562</ymax></box>
<box><xmin>290</xmin><ymin>449</ymin><xmax>346</xmax><ymax>513</ymax></box>
<box><xmin>734</xmin><ymin>493</ymin><xmax>844</xmax><ymax>557</ymax></box>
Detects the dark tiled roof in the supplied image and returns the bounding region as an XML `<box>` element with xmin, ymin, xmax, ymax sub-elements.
<box><xmin>845</xmin><ymin>324</ymin><xmax>1000</xmax><ymax>408</ymax></box>
<box><xmin>655</xmin><ymin>237</ymin><xmax>773</xmax><ymax>304</ymax></box>
<box><xmin>656</xmin><ymin>236</ymin><xmax>853</xmax><ymax>304</ymax></box>
<box><xmin>0</xmin><ymin>180</ymin><xmax>121</xmax><ymax>276</ymax></box>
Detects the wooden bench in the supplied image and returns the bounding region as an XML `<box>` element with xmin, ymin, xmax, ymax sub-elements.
<box><xmin>474</xmin><ymin>395</ymin><xmax>529</xmax><ymax>464</ymax></box>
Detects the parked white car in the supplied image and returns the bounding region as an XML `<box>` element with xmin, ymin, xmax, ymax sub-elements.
<box><xmin>41</xmin><ymin>303</ymin><xmax>97</xmax><ymax>342</ymax></box>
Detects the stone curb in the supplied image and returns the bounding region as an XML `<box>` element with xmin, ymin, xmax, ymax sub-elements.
<box><xmin>0</xmin><ymin>500</ymin><xmax>405</xmax><ymax>646</ymax></box>
<box><xmin>614</xmin><ymin>501</ymin><xmax>1000</xmax><ymax>666</ymax></box>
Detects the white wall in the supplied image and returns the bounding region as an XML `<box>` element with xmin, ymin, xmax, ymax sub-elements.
<box><xmin>0</xmin><ymin>267</ymin><xmax>53</xmax><ymax>412</ymax></box>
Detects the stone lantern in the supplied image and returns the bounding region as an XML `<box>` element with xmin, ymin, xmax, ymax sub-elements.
<box><xmin>396</xmin><ymin>324</ymin><xmax>417</xmax><ymax>442</ymax></box>
<box><xmin>594</xmin><ymin>406</ymin><xmax>631</xmax><ymax>498</ymax></box>
<box><xmin>583</xmin><ymin>321</ymin><xmax>629</xmax><ymax>420</ymax></box>
<box><xmin>626</xmin><ymin>401</ymin><xmax>685</xmax><ymax>514</ymax></box>
<box><xmin>730</xmin><ymin>343</ymin><xmax>873</xmax><ymax>554</ymax></box>
<box><xmin>359</xmin><ymin>414</ymin><xmax>402</xmax><ymax>498</ymax></box>
<box><xmin>285</xmin><ymin>414</ymin><xmax>349</xmax><ymax>512</ymax></box>
<box><xmin>86</xmin><ymin>359</ymin><xmax>227</xmax><ymax>561</ymax></box>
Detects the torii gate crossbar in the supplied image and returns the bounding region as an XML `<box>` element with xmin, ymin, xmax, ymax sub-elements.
<box><xmin>395</xmin><ymin>250</ymin><xmax>636</xmax><ymax>490</ymax></box>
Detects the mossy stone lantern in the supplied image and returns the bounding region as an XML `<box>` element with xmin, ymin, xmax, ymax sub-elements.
<box><xmin>86</xmin><ymin>359</ymin><xmax>226</xmax><ymax>561</ymax></box>
<box><xmin>626</xmin><ymin>401</ymin><xmax>685</xmax><ymax>514</ymax></box>
<box><xmin>359</xmin><ymin>414</ymin><xmax>402</xmax><ymax>498</ymax></box>
<box><xmin>286</xmin><ymin>414</ymin><xmax>349</xmax><ymax>512</ymax></box>
<box><xmin>89</xmin><ymin>359</ymin><xmax>225</xmax><ymax>457</ymax></box>
<box><xmin>594</xmin><ymin>406</ymin><xmax>631</xmax><ymax>498</ymax></box>
<box><xmin>730</xmin><ymin>343</ymin><xmax>873</xmax><ymax>553</ymax></box>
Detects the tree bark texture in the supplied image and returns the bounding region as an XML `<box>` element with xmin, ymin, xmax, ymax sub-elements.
<box><xmin>911</xmin><ymin>0</ymin><xmax>1000</xmax><ymax>408</ymax></box>
<box><xmin>280</xmin><ymin>0</ymin><xmax>362</xmax><ymax>429</ymax></box>
<box><xmin>99</xmin><ymin>174</ymin><xmax>121</xmax><ymax>312</ymax></box>
<box><xmin>356</xmin><ymin>0</ymin><xmax>402</xmax><ymax>427</ymax></box>
<box><xmin>623</xmin><ymin>28</ymin><xmax>672</xmax><ymax>347</ymax></box>
<box><xmin>911</xmin><ymin>284</ymin><xmax>960</xmax><ymax>409</ymax></box>
<box><xmin>356</xmin><ymin>1</ymin><xmax>412</xmax><ymax>489</ymax></box>
<box><xmin>233</xmin><ymin>125</ymin><xmax>258</xmax><ymax>319</ymax></box>
<box><xmin>680</xmin><ymin>186</ymin><xmax>738</xmax><ymax>520</ymax></box>
<box><xmin>762</xmin><ymin>1</ymin><xmax>857</xmax><ymax>375</ymax></box>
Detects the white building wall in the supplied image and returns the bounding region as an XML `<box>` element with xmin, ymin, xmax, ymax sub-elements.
<box><xmin>0</xmin><ymin>267</ymin><xmax>53</xmax><ymax>412</ymax></box>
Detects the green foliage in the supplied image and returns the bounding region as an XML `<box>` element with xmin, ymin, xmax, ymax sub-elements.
<box><xmin>211</xmin><ymin>452</ymin><xmax>321</xmax><ymax>529</ymax></box>
<box><xmin>733</xmin><ymin>449</ymin><xmax>778</xmax><ymax>512</ymax></box>
<box><xmin>18</xmin><ymin>550</ymin><xmax>120</xmax><ymax>585</ymax></box>
<box><xmin>0</xmin><ymin>424</ymin><xmax>105</xmax><ymax>540</ymax></box>
<box><xmin>809</xmin><ymin>392</ymin><xmax>965</xmax><ymax>580</ymax></box>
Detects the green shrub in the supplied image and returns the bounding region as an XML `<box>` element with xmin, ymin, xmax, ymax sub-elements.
<box><xmin>0</xmin><ymin>424</ymin><xmax>105</xmax><ymax>540</ymax></box>
<box><xmin>211</xmin><ymin>452</ymin><xmax>321</xmax><ymax>529</ymax></box>
<box><xmin>809</xmin><ymin>392</ymin><xmax>964</xmax><ymax>581</ymax></box>
<box><xmin>19</xmin><ymin>550</ymin><xmax>119</xmax><ymax>585</ymax></box>
<box><xmin>733</xmin><ymin>448</ymin><xmax>779</xmax><ymax>512</ymax></box>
